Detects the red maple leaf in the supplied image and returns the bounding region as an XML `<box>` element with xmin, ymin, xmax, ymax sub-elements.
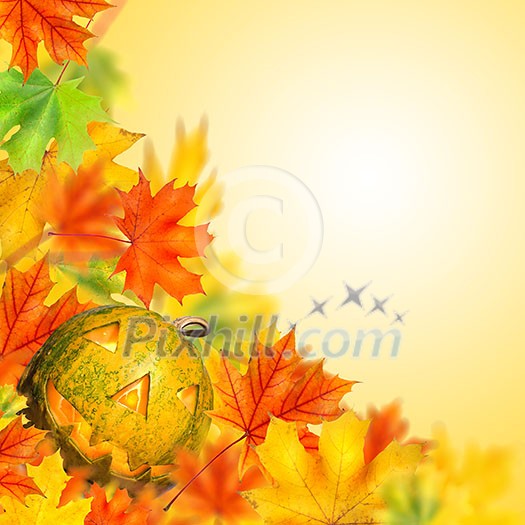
<box><xmin>44</xmin><ymin>163</ymin><xmax>123</xmax><ymax>261</ymax></box>
<box><xmin>85</xmin><ymin>483</ymin><xmax>149</xmax><ymax>525</ymax></box>
<box><xmin>112</xmin><ymin>169</ymin><xmax>212</xmax><ymax>308</ymax></box>
<box><xmin>0</xmin><ymin>417</ymin><xmax>47</xmax><ymax>465</ymax></box>
<box><xmin>0</xmin><ymin>0</ymin><xmax>112</xmax><ymax>80</ymax></box>
<box><xmin>209</xmin><ymin>330</ymin><xmax>356</xmax><ymax>476</ymax></box>
<box><xmin>0</xmin><ymin>258</ymin><xmax>94</xmax><ymax>385</ymax></box>
<box><xmin>0</xmin><ymin>467</ymin><xmax>43</xmax><ymax>504</ymax></box>
<box><xmin>161</xmin><ymin>429</ymin><xmax>266</xmax><ymax>524</ymax></box>
<box><xmin>57</xmin><ymin>466</ymin><xmax>91</xmax><ymax>508</ymax></box>
<box><xmin>363</xmin><ymin>400</ymin><xmax>427</xmax><ymax>464</ymax></box>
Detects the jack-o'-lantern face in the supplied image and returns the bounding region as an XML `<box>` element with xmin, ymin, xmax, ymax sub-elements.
<box><xmin>18</xmin><ymin>306</ymin><xmax>213</xmax><ymax>486</ymax></box>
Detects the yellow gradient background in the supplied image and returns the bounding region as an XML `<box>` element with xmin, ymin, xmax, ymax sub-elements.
<box><xmin>103</xmin><ymin>0</ymin><xmax>525</xmax><ymax>509</ymax></box>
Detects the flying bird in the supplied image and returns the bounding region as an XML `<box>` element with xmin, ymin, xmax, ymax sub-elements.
<box><xmin>339</xmin><ymin>281</ymin><xmax>372</xmax><ymax>309</ymax></box>
<box><xmin>308</xmin><ymin>297</ymin><xmax>330</xmax><ymax>317</ymax></box>
<box><xmin>391</xmin><ymin>310</ymin><xmax>409</xmax><ymax>325</ymax></box>
<box><xmin>366</xmin><ymin>295</ymin><xmax>392</xmax><ymax>316</ymax></box>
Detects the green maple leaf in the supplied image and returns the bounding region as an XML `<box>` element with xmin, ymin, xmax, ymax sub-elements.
<box><xmin>382</xmin><ymin>474</ymin><xmax>441</xmax><ymax>525</ymax></box>
<box><xmin>52</xmin><ymin>257</ymin><xmax>142</xmax><ymax>306</ymax></box>
<box><xmin>0</xmin><ymin>385</ymin><xmax>26</xmax><ymax>423</ymax></box>
<box><xmin>0</xmin><ymin>68</ymin><xmax>111</xmax><ymax>174</ymax></box>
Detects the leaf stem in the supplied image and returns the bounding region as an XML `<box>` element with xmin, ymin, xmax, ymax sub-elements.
<box><xmin>54</xmin><ymin>61</ymin><xmax>71</xmax><ymax>86</ymax></box>
<box><xmin>54</xmin><ymin>19</ymin><xmax>94</xmax><ymax>86</ymax></box>
<box><xmin>163</xmin><ymin>432</ymin><xmax>248</xmax><ymax>512</ymax></box>
<box><xmin>48</xmin><ymin>232</ymin><xmax>131</xmax><ymax>244</ymax></box>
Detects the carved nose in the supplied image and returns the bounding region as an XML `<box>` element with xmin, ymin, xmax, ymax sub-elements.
<box><xmin>173</xmin><ymin>316</ymin><xmax>209</xmax><ymax>338</ymax></box>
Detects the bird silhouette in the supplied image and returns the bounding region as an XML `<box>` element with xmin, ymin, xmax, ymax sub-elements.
<box><xmin>366</xmin><ymin>295</ymin><xmax>392</xmax><ymax>316</ymax></box>
<box><xmin>391</xmin><ymin>310</ymin><xmax>409</xmax><ymax>325</ymax></box>
<box><xmin>339</xmin><ymin>281</ymin><xmax>372</xmax><ymax>309</ymax></box>
<box><xmin>308</xmin><ymin>297</ymin><xmax>330</xmax><ymax>317</ymax></box>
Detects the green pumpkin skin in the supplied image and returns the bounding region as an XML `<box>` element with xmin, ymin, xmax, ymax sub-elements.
<box><xmin>18</xmin><ymin>305</ymin><xmax>213</xmax><ymax>487</ymax></box>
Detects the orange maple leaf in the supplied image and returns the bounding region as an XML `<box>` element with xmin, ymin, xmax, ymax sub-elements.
<box><xmin>84</xmin><ymin>484</ymin><xmax>149</xmax><ymax>525</ymax></box>
<box><xmin>363</xmin><ymin>399</ymin><xmax>427</xmax><ymax>464</ymax></box>
<box><xmin>209</xmin><ymin>330</ymin><xmax>356</xmax><ymax>476</ymax></box>
<box><xmin>45</xmin><ymin>163</ymin><xmax>123</xmax><ymax>260</ymax></box>
<box><xmin>165</xmin><ymin>429</ymin><xmax>266</xmax><ymax>524</ymax></box>
<box><xmin>112</xmin><ymin>169</ymin><xmax>212</xmax><ymax>308</ymax></box>
<box><xmin>0</xmin><ymin>417</ymin><xmax>47</xmax><ymax>465</ymax></box>
<box><xmin>57</xmin><ymin>466</ymin><xmax>91</xmax><ymax>508</ymax></box>
<box><xmin>0</xmin><ymin>467</ymin><xmax>43</xmax><ymax>505</ymax></box>
<box><xmin>0</xmin><ymin>258</ymin><xmax>94</xmax><ymax>385</ymax></box>
<box><xmin>0</xmin><ymin>0</ymin><xmax>112</xmax><ymax>80</ymax></box>
<box><xmin>363</xmin><ymin>400</ymin><xmax>409</xmax><ymax>464</ymax></box>
<box><xmin>0</xmin><ymin>417</ymin><xmax>47</xmax><ymax>509</ymax></box>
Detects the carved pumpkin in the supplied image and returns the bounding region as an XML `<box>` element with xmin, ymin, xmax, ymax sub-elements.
<box><xmin>18</xmin><ymin>305</ymin><xmax>213</xmax><ymax>487</ymax></box>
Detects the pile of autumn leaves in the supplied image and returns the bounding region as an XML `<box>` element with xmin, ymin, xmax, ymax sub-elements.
<box><xmin>0</xmin><ymin>374</ymin><xmax>519</xmax><ymax>525</ymax></box>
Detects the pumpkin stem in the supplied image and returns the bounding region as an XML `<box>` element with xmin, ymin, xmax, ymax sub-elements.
<box><xmin>163</xmin><ymin>432</ymin><xmax>248</xmax><ymax>512</ymax></box>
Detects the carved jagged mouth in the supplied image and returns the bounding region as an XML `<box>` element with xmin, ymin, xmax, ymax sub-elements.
<box><xmin>45</xmin><ymin>380</ymin><xmax>174</xmax><ymax>480</ymax></box>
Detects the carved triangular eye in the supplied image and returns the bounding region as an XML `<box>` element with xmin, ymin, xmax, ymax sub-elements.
<box><xmin>111</xmin><ymin>374</ymin><xmax>150</xmax><ymax>417</ymax></box>
<box><xmin>85</xmin><ymin>323</ymin><xmax>120</xmax><ymax>353</ymax></box>
<box><xmin>177</xmin><ymin>385</ymin><xmax>198</xmax><ymax>415</ymax></box>
<box><xmin>47</xmin><ymin>380</ymin><xmax>84</xmax><ymax>425</ymax></box>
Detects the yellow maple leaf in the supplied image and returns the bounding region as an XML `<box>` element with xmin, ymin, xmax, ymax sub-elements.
<box><xmin>169</xmin><ymin>117</ymin><xmax>210</xmax><ymax>188</ymax></box>
<box><xmin>243</xmin><ymin>411</ymin><xmax>422</xmax><ymax>525</ymax></box>
<box><xmin>141</xmin><ymin>116</ymin><xmax>218</xmax><ymax>215</ymax></box>
<box><xmin>0</xmin><ymin>163</ymin><xmax>46</xmax><ymax>265</ymax></box>
<box><xmin>141</xmin><ymin>117</ymin><xmax>209</xmax><ymax>194</ymax></box>
<box><xmin>382</xmin><ymin>423</ymin><xmax>521</xmax><ymax>525</ymax></box>
<box><xmin>428</xmin><ymin>425</ymin><xmax>520</xmax><ymax>525</ymax></box>
<box><xmin>43</xmin><ymin>122</ymin><xmax>143</xmax><ymax>192</ymax></box>
<box><xmin>69</xmin><ymin>122</ymin><xmax>143</xmax><ymax>191</ymax></box>
<box><xmin>0</xmin><ymin>451</ymin><xmax>92</xmax><ymax>524</ymax></box>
